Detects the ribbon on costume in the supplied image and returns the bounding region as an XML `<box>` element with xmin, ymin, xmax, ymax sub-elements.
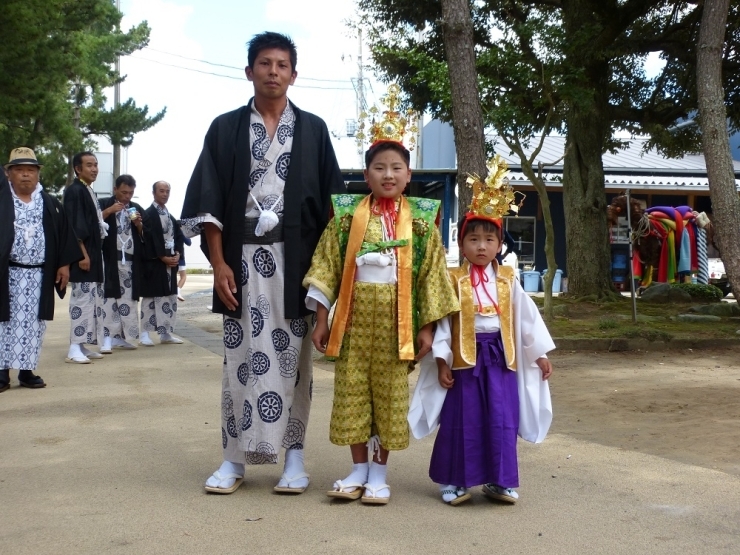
<box><xmin>356</xmin><ymin>239</ymin><xmax>409</xmax><ymax>257</ymax></box>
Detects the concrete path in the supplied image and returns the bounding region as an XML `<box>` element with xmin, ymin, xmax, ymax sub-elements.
<box><xmin>2</xmin><ymin>277</ymin><xmax>739</xmax><ymax>554</ymax></box>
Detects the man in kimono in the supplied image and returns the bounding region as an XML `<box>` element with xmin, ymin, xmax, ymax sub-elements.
<box><xmin>99</xmin><ymin>174</ymin><xmax>147</xmax><ymax>352</ymax></box>
<box><xmin>181</xmin><ymin>31</ymin><xmax>345</xmax><ymax>494</ymax></box>
<box><xmin>140</xmin><ymin>181</ymin><xmax>183</xmax><ymax>346</ymax></box>
<box><xmin>1</xmin><ymin>148</ymin><xmax>82</xmax><ymax>391</ymax></box>
<box><xmin>63</xmin><ymin>151</ymin><xmax>108</xmax><ymax>364</ymax></box>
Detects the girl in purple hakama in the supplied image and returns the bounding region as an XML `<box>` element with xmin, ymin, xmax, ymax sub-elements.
<box><xmin>413</xmin><ymin>163</ymin><xmax>555</xmax><ymax>506</ymax></box>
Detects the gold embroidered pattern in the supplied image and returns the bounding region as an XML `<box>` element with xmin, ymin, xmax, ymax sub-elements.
<box><xmin>339</xmin><ymin>213</ymin><xmax>353</xmax><ymax>233</ymax></box>
<box><xmin>412</xmin><ymin>217</ymin><xmax>430</xmax><ymax>237</ymax></box>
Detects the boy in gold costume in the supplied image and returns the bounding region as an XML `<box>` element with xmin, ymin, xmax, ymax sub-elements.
<box><xmin>303</xmin><ymin>91</ymin><xmax>458</xmax><ymax>504</ymax></box>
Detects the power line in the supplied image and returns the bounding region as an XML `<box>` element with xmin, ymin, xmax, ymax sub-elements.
<box><xmin>128</xmin><ymin>55</ymin><xmax>355</xmax><ymax>90</ymax></box>
<box><xmin>142</xmin><ymin>47</ymin><xmax>352</xmax><ymax>84</ymax></box>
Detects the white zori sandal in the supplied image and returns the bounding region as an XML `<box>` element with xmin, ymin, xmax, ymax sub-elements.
<box><xmin>273</xmin><ymin>472</ymin><xmax>310</xmax><ymax>494</ymax></box>
<box><xmin>204</xmin><ymin>470</ymin><xmax>243</xmax><ymax>494</ymax></box>
<box><xmin>327</xmin><ymin>480</ymin><xmax>365</xmax><ymax>500</ymax></box>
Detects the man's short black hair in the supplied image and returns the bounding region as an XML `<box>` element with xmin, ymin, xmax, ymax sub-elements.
<box><xmin>247</xmin><ymin>31</ymin><xmax>297</xmax><ymax>71</ymax></box>
<box><xmin>364</xmin><ymin>141</ymin><xmax>411</xmax><ymax>168</ymax></box>
<box><xmin>115</xmin><ymin>174</ymin><xmax>136</xmax><ymax>188</ymax></box>
<box><xmin>72</xmin><ymin>151</ymin><xmax>96</xmax><ymax>176</ymax></box>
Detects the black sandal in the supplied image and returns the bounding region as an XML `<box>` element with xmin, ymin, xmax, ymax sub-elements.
<box><xmin>18</xmin><ymin>370</ymin><xmax>46</xmax><ymax>389</ymax></box>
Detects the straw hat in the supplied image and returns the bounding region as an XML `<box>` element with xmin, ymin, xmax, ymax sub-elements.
<box><xmin>4</xmin><ymin>147</ymin><xmax>42</xmax><ymax>170</ymax></box>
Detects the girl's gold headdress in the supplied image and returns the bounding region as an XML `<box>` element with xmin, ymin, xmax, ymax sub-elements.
<box><xmin>357</xmin><ymin>84</ymin><xmax>418</xmax><ymax>150</ymax></box>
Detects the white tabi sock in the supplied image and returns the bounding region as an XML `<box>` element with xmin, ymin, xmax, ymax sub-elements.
<box><xmin>205</xmin><ymin>460</ymin><xmax>245</xmax><ymax>489</ymax></box>
<box><xmin>333</xmin><ymin>462</ymin><xmax>369</xmax><ymax>493</ymax></box>
<box><xmin>67</xmin><ymin>344</ymin><xmax>85</xmax><ymax>359</ymax></box>
<box><xmin>102</xmin><ymin>337</ymin><xmax>112</xmax><ymax>351</ymax></box>
<box><xmin>277</xmin><ymin>448</ymin><xmax>309</xmax><ymax>489</ymax></box>
<box><xmin>367</xmin><ymin>462</ymin><xmax>390</xmax><ymax>498</ymax></box>
<box><xmin>439</xmin><ymin>484</ymin><xmax>462</xmax><ymax>503</ymax></box>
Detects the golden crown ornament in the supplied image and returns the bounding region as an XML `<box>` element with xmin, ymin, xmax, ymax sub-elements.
<box><xmin>356</xmin><ymin>83</ymin><xmax>418</xmax><ymax>151</ymax></box>
<box><xmin>466</xmin><ymin>155</ymin><xmax>525</xmax><ymax>221</ymax></box>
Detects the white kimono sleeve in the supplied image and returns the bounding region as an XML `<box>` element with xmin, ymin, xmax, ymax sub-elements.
<box><xmin>513</xmin><ymin>278</ymin><xmax>556</xmax><ymax>443</ymax></box>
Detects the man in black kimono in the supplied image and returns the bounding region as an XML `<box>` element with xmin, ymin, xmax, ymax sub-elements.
<box><xmin>63</xmin><ymin>151</ymin><xmax>107</xmax><ymax>364</ymax></box>
<box><xmin>99</xmin><ymin>174</ymin><xmax>148</xmax><ymax>352</ymax></box>
<box><xmin>181</xmin><ymin>31</ymin><xmax>345</xmax><ymax>495</ymax></box>
<box><xmin>1</xmin><ymin>148</ymin><xmax>82</xmax><ymax>391</ymax></box>
<box><xmin>140</xmin><ymin>181</ymin><xmax>183</xmax><ymax>346</ymax></box>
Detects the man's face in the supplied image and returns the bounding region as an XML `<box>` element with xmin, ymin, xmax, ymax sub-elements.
<box><xmin>245</xmin><ymin>48</ymin><xmax>297</xmax><ymax>101</ymax></box>
<box><xmin>114</xmin><ymin>183</ymin><xmax>135</xmax><ymax>205</ymax></box>
<box><xmin>153</xmin><ymin>182</ymin><xmax>170</xmax><ymax>205</ymax></box>
<box><xmin>75</xmin><ymin>155</ymin><xmax>98</xmax><ymax>184</ymax></box>
<box><xmin>7</xmin><ymin>164</ymin><xmax>40</xmax><ymax>197</ymax></box>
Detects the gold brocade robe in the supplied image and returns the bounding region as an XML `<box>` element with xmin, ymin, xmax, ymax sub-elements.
<box><xmin>449</xmin><ymin>260</ymin><xmax>518</xmax><ymax>370</ymax></box>
<box><xmin>303</xmin><ymin>206</ymin><xmax>459</xmax><ymax>361</ymax></box>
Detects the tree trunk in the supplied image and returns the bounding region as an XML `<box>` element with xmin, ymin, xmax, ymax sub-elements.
<box><xmin>440</xmin><ymin>0</ymin><xmax>488</xmax><ymax>225</ymax></box>
<box><xmin>561</xmin><ymin>3</ymin><xmax>614</xmax><ymax>298</ymax></box>
<box><xmin>697</xmin><ymin>0</ymin><xmax>740</xmax><ymax>299</ymax></box>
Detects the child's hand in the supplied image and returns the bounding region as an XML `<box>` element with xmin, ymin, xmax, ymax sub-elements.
<box><xmin>312</xmin><ymin>320</ymin><xmax>330</xmax><ymax>353</ymax></box>
<box><xmin>437</xmin><ymin>360</ymin><xmax>454</xmax><ymax>389</ymax></box>
<box><xmin>415</xmin><ymin>323</ymin><xmax>435</xmax><ymax>361</ymax></box>
<box><xmin>312</xmin><ymin>305</ymin><xmax>331</xmax><ymax>353</ymax></box>
<box><xmin>536</xmin><ymin>357</ymin><xmax>553</xmax><ymax>380</ymax></box>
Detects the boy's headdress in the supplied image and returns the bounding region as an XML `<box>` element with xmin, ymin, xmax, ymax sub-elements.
<box><xmin>459</xmin><ymin>155</ymin><xmax>525</xmax><ymax>242</ymax></box>
<box><xmin>357</xmin><ymin>83</ymin><xmax>418</xmax><ymax>151</ymax></box>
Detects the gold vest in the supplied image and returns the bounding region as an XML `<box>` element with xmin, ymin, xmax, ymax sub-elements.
<box><xmin>449</xmin><ymin>261</ymin><xmax>517</xmax><ymax>371</ymax></box>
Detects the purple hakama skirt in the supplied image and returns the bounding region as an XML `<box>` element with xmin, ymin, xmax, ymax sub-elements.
<box><xmin>429</xmin><ymin>331</ymin><xmax>520</xmax><ymax>488</ymax></box>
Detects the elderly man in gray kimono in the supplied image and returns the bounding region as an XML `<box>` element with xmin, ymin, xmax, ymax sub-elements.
<box><xmin>181</xmin><ymin>31</ymin><xmax>345</xmax><ymax>495</ymax></box>
<box><xmin>1</xmin><ymin>148</ymin><xmax>81</xmax><ymax>391</ymax></box>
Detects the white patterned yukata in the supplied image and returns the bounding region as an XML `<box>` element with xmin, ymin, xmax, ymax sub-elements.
<box><xmin>183</xmin><ymin>103</ymin><xmax>313</xmax><ymax>465</ymax></box>
<box><xmin>69</xmin><ymin>184</ymin><xmax>107</xmax><ymax>346</ymax></box>
<box><xmin>141</xmin><ymin>204</ymin><xmax>178</xmax><ymax>336</ymax></box>
<box><xmin>102</xmin><ymin>209</ymin><xmax>140</xmax><ymax>341</ymax></box>
<box><xmin>1</xmin><ymin>184</ymin><xmax>47</xmax><ymax>370</ymax></box>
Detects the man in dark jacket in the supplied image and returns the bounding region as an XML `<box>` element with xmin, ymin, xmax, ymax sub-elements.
<box><xmin>63</xmin><ymin>151</ymin><xmax>107</xmax><ymax>363</ymax></box>
<box><xmin>99</xmin><ymin>174</ymin><xmax>148</xmax><ymax>352</ymax></box>
<box><xmin>140</xmin><ymin>181</ymin><xmax>183</xmax><ymax>346</ymax></box>
<box><xmin>1</xmin><ymin>148</ymin><xmax>81</xmax><ymax>391</ymax></box>
<box><xmin>181</xmin><ymin>32</ymin><xmax>345</xmax><ymax>495</ymax></box>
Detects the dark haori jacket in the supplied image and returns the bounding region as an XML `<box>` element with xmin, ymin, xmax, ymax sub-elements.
<box><xmin>140</xmin><ymin>205</ymin><xmax>183</xmax><ymax>298</ymax></box>
<box><xmin>181</xmin><ymin>100</ymin><xmax>346</xmax><ymax>319</ymax></box>
<box><xmin>62</xmin><ymin>178</ymin><xmax>104</xmax><ymax>283</ymax></box>
<box><xmin>0</xmin><ymin>177</ymin><xmax>83</xmax><ymax>322</ymax></box>
<box><xmin>99</xmin><ymin>197</ymin><xmax>148</xmax><ymax>300</ymax></box>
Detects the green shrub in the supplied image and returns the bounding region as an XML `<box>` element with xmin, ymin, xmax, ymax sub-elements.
<box><xmin>598</xmin><ymin>317</ymin><xmax>618</xmax><ymax>330</ymax></box>
<box><xmin>670</xmin><ymin>283</ymin><xmax>723</xmax><ymax>302</ymax></box>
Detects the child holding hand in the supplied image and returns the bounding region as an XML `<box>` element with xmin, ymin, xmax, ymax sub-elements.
<box><xmin>304</xmin><ymin>135</ymin><xmax>459</xmax><ymax>505</ymax></box>
<box><xmin>409</xmin><ymin>157</ymin><xmax>554</xmax><ymax>506</ymax></box>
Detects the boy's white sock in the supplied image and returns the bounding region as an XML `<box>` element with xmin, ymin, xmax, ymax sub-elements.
<box><xmin>333</xmin><ymin>462</ymin><xmax>369</xmax><ymax>493</ymax></box>
<box><xmin>367</xmin><ymin>462</ymin><xmax>389</xmax><ymax>498</ymax></box>
<box><xmin>439</xmin><ymin>484</ymin><xmax>460</xmax><ymax>503</ymax></box>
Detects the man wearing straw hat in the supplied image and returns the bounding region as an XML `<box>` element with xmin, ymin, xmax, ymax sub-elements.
<box><xmin>0</xmin><ymin>148</ymin><xmax>81</xmax><ymax>391</ymax></box>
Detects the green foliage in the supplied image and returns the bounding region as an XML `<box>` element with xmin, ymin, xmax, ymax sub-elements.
<box><xmin>356</xmin><ymin>0</ymin><xmax>740</xmax><ymax>154</ymax></box>
<box><xmin>598</xmin><ymin>317</ymin><xmax>618</xmax><ymax>330</ymax></box>
<box><xmin>670</xmin><ymin>282</ymin><xmax>724</xmax><ymax>302</ymax></box>
<box><xmin>0</xmin><ymin>0</ymin><xmax>165</xmax><ymax>192</ymax></box>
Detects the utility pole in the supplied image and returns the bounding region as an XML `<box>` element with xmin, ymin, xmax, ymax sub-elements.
<box><xmin>113</xmin><ymin>0</ymin><xmax>121</xmax><ymax>179</ymax></box>
<box><xmin>357</xmin><ymin>29</ymin><xmax>366</xmax><ymax>167</ymax></box>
